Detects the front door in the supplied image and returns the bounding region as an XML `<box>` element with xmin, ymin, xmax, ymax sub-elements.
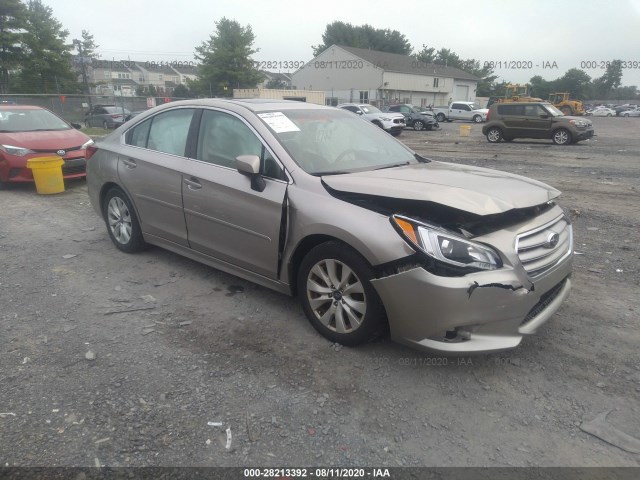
<box><xmin>181</xmin><ymin>109</ymin><xmax>288</xmax><ymax>279</ymax></box>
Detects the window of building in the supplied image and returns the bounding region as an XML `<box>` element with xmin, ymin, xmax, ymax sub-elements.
<box><xmin>433</xmin><ymin>78</ymin><xmax>440</xmax><ymax>88</ymax></box>
<box><xmin>359</xmin><ymin>91</ymin><xmax>369</xmax><ymax>103</ymax></box>
<box><xmin>325</xmin><ymin>98</ymin><xmax>338</xmax><ymax>107</ymax></box>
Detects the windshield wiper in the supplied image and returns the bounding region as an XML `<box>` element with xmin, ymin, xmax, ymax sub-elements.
<box><xmin>373</xmin><ymin>161</ymin><xmax>410</xmax><ymax>171</ymax></box>
<box><xmin>315</xmin><ymin>170</ymin><xmax>350</xmax><ymax>176</ymax></box>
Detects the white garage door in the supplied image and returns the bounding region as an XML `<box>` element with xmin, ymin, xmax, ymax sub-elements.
<box><xmin>455</xmin><ymin>85</ymin><xmax>469</xmax><ymax>101</ymax></box>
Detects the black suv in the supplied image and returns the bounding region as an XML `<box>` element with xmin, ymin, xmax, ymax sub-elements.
<box><xmin>482</xmin><ymin>102</ymin><xmax>594</xmax><ymax>145</ymax></box>
<box><xmin>383</xmin><ymin>104</ymin><xmax>438</xmax><ymax>131</ymax></box>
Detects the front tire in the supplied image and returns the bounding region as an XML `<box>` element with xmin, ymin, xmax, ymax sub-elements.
<box><xmin>552</xmin><ymin>128</ymin><xmax>572</xmax><ymax>145</ymax></box>
<box><xmin>298</xmin><ymin>242</ymin><xmax>386</xmax><ymax>346</ymax></box>
<box><xmin>413</xmin><ymin>120</ymin><xmax>425</xmax><ymax>131</ymax></box>
<box><xmin>472</xmin><ymin>115</ymin><xmax>483</xmax><ymax>123</ymax></box>
<box><xmin>103</xmin><ymin>188</ymin><xmax>147</xmax><ymax>253</ymax></box>
<box><xmin>486</xmin><ymin>127</ymin><xmax>503</xmax><ymax>143</ymax></box>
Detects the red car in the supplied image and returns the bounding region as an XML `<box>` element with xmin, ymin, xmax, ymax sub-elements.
<box><xmin>0</xmin><ymin>105</ymin><xmax>94</xmax><ymax>185</ymax></box>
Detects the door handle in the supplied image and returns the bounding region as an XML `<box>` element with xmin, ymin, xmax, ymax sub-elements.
<box><xmin>121</xmin><ymin>158</ymin><xmax>137</xmax><ymax>168</ymax></box>
<box><xmin>184</xmin><ymin>178</ymin><xmax>202</xmax><ymax>190</ymax></box>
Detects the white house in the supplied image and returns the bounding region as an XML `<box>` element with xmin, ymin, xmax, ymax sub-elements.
<box><xmin>292</xmin><ymin>45</ymin><xmax>480</xmax><ymax>107</ymax></box>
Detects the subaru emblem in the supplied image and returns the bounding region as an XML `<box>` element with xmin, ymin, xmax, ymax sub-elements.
<box><xmin>56</xmin><ymin>149</ymin><xmax>66</xmax><ymax>156</ymax></box>
<box><xmin>545</xmin><ymin>232</ymin><xmax>560</xmax><ymax>249</ymax></box>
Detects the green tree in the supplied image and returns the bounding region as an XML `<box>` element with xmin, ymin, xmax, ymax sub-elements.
<box><xmin>265</xmin><ymin>77</ymin><xmax>287</xmax><ymax>89</ymax></box>
<box><xmin>135</xmin><ymin>84</ymin><xmax>157</xmax><ymax>97</ymax></box>
<box><xmin>555</xmin><ymin>68</ymin><xmax>591</xmax><ymax>99</ymax></box>
<box><xmin>193</xmin><ymin>17</ymin><xmax>261</xmax><ymax>97</ymax></box>
<box><xmin>433</xmin><ymin>48</ymin><xmax>462</xmax><ymax>68</ymax></box>
<box><xmin>172</xmin><ymin>83</ymin><xmax>194</xmax><ymax>98</ymax></box>
<box><xmin>529</xmin><ymin>75</ymin><xmax>553</xmax><ymax>100</ymax></box>
<box><xmin>16</xmin><ymin>0</ymin><xmax>78</xmax><ymax>93</ymax></box>
<box><xmin>0</xmin><ymin>0</ymin><xmax>27</xmax><ymax>94</ymax></box>
<box><xmin>415</xmin><ymin>45</ymin><xmax>436</xmax><ymax>64</ymax></box>
<box><xmin>312</xmin><ymin>21</ymin><xmax>412</xmax><ymax>57</ymax></box>
<box><xmin>592</xmin><ymin>60</ymin><xmax>623</xmax><ymax>98</ymax></box>
<box><xmin>609</xmin><ymin>85</ymin><xmax>638</xmax><ymax>100</ymax></box>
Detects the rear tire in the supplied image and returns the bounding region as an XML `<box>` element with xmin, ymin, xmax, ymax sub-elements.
<box><xmin>102</xmin><ymin>120</ymin><xmax>109</xmax><ymax>129</ymax></box>
<box><xmin>102</xmin><ymin>188</ymin><xmax>147</xmax><ymax>253</ymax></box>
<box><xmin>436</xmin><ymin>113</ymin><xmax>446</xmax><ymax>122</ymax></box>
<box><xmin>298</xmin><ymin>242</ymin><xmax>387</xmax><ymax>346</ymax></box>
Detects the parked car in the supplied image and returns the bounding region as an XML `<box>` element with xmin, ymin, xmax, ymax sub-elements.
<box><xmin>482</xmin><ymin>102</ymin><xmax>594</xmax><ymax>145</ymax></box>
<box><xmin>337</xmin><ymin>103</ymin><xmax>405</xmax><ymax>136</ymax></box>
<box><xmin>87</xmin><ymin>99</ymin><xmax>573</xmax><ymax>353</ymax></box>
<box><xmin>586</xmin><ymin>106</ymin><xmax>615</xmax><ymax>117</ymax></box>
<box><xmin>383</xmin><ymin>104</ymin><xmax>438</xmax><ymax>131</ymax></box>
<box><xmin>431</xmin><ymin>101</ymin><xmax>488</xmax><ymax>123</ymax></box>
<box><xmin>621</xmin><ymin>108</ymin><xmax>640</xmax><ymax>117</ymax></box>
<box><xmin>84</xmin><ymin>104</ymin><xmax>132</xmax><ymax>129</ymax></box>
<box><xmin>0</xmin><ymin>105</ymin><xmax>93</xmax><ymax>185</ymax></box>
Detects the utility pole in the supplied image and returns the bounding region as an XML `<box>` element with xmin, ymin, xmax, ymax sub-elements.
<box><xmin>73</xmin><ymin>39</ymin><xmax>92</xmax><ymax>109</ymax></box>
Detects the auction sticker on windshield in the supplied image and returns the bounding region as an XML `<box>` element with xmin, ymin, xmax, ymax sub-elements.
<box><xmin>258</xmin><ymin>112</ymin><xmax>300</xmax><ymax>133</ymax></box>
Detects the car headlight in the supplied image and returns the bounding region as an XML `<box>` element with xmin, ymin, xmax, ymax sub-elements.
<box><xmin>0</xmin><ymin>144</ymin><xmax>35</xmax><ymax>157</ymax></box>
<box><xmin>81</xmin><ymin>139</ymin><xmax>95</xmax><ymax>149</ymax></box>
<box><xmin>569</xmin><ymin>120</ymin><xmax>588</xmax><ymax>127</ymax></box>
<box><xmin>391</xmin><ymin>215</ymin><xmax>502</xmax><ymax>271</ymax></box>
<box><xmin>380</xmin><ymin>117</ymin><xmax>392</xmax><ymax>121</ymax></box>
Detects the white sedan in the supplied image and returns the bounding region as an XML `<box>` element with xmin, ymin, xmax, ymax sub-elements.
<box><xmin>587</xmin><ymin>107</ymin><xmax>616</xmax><ymax>117</ymax></box>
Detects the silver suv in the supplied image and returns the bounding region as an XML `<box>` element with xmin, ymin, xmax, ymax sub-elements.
<box><xmin>338</xmin><ymin>103</ymin><xmax>405</xmax><ymax>136</ymax></box>
<box><xmin>88</xmin><ymin>99</ymin><xmax>572</xmax><ymax>353</ymax></box>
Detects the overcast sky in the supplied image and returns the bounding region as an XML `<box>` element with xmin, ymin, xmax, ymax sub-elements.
<box><xmin>46</xmin><ymin>0</ymin><xmax>640</xmax><ymax>87</ymax></box>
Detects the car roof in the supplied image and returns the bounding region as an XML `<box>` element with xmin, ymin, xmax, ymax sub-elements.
<box><xmin>494</xmin><ymin>102</ymin><xmax>552</xmax><ymax>106</ymax></box>
<box><xmin>164</xmin><ymin>98</ymin><xmax>332</xmax><ymax>113</ymax></box>
<box><xmin>0</xmin><ymin>105</ymin><xmax>45</xmax><ymax>111</ymax></box>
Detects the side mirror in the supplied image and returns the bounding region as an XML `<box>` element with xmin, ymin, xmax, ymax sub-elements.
<box><xmin>236</xmin><ymin>155</ymin><xmax>265</xmax><ymax>192</ymax></box>
<box><xmin>71</xmin><ymin>122</ymin><xmax>82</xmax><ymax>129</ymax></box>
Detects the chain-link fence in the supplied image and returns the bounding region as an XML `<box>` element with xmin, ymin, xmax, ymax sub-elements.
<box><xmin>0</xmin><ymin>94</ymin><xmax>189</xmax><ymax>124</ymax></box>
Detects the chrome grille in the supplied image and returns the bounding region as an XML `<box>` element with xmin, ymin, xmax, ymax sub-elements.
<box><xmin>516</xmin><ymin>215</ymin><xmax>572</xmax><ymax>277</ymax></box>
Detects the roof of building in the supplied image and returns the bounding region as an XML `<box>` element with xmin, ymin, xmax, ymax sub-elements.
<box><xmin>335</xmin><ymin>45</ymin><xmax>480</xmax><ymax>81</ymax></box>
<box><xmin>261</xmin><ymin>71</ymin><xmax>292</xmax><ymax>82</ymax></box>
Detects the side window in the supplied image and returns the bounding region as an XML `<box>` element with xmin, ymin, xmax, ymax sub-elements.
<box><xmin>461</xmin><ymin>104</ymin><xmax>471</xmax><ymax>111</ymax></box>
<box><xmin>389</xmin><ymin>106</ymin><xmax>400</xmax><ymax>112</ymax></box>
<box><xmin>498</xmin><ymin>104</ymin><xmax>524</xmax><ymax>116</ymax></box>
<box><xmin>197</xmin><ymin>110</ymin><xmax>286</xmax><ymax>180</ymax></box>
<box><xmin>127</xmin><ymin>118</ymin><xmax>152</xmax><ymax>147</ymax></box>
<box><xmin>400</xmin><ymin>106</ymin><xmax>410</xmax><ymax>113</ymax></box>
<box><xmin>341</xmin><ymin>105</ymin><xmax>359</xmax><ymax>114</ymax></box>
<box><xmin>524</xmin><ymin>104</ymin><xmax>545</xmax><ymax>116</ymax></box>
<box><xmin>147</xmin><ymin>109</ymin><xmax>195</xmax><ymax>156</ymax></box>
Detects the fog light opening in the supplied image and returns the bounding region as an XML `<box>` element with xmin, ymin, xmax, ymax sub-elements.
<box><xmin>435</xmin><ymin>328</ymin><xmax>472</xmax><ymax>343</ymax></box>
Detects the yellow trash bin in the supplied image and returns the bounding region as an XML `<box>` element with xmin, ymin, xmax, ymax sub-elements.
<box><xmin>459</xmin><ymin>125</ymin><xmax>472</xmax><ymax>137</ymax></box>
<box><xmin>26</xmin><ymin>156</ymin><xmax>65</xmax><ymax>194</ymax></box>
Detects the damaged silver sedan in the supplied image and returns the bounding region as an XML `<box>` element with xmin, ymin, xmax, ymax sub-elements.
<box><xmin>87</xmin><ymin>99</ymin><xmax>572</xmax><ymax>353</ymax></box>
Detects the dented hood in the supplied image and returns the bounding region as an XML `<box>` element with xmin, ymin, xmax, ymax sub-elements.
<box><xmin>322</xmin><ymin>162</ymin><xmax>561</xmax><ymax>216</ymax></box>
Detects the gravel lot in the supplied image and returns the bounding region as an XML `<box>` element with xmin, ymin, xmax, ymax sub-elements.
<box><xmin>1</xmin><ymin>116</ymin><xmax>639</xmax><ymax>469</ymax></box>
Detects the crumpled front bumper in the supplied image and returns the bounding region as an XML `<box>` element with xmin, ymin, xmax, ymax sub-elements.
<box><xmin>371</xmin><ymin>258</ymin><xmax>572</xmax><ymax>353</ymax></box>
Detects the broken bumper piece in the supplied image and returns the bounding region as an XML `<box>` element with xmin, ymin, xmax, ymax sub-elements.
<box><xmin>371</xmin><ymin>263</ymin><xmax>572</xmax><ymax>354</ymax></box>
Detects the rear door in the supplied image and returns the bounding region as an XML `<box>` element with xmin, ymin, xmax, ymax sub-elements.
<box><xmin>181</xmin><ymin>108</ymin><xmax>288</xmax><ymax>279</ymax></box>
<box><xmin>118</xmin><ymin>108</ymin><xmax>196</xmax><ymax>246</ymax></box>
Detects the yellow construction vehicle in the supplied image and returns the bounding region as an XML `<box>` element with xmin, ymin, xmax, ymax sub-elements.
<box><xmin>547</xmin><ymin>92</ymin><xmax>585</xmax><ymax>116</ymax></box>
<box><xmin>487</xmin><ymin>84</ymin><xmax>542</xmax><ymax>107</ymax></box>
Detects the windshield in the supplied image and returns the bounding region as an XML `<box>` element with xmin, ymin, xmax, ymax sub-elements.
<box><xmin>0</xmin><ymin>108</ymin><xmax>71</xmax><ymax>132</ymax></box>
<box><xmin>543</xmin><ymin>104</ymin><xmax>565</xmax><ymax>116</ymax></box>
<box><xmin>260</xmin><ymin>109</ymin><xmax>417</xmax><ymax>175</ymax></box>
<box><xmin>360</xmin><ymin>105</ymin><xmax>381</xmax><ymax>114</ymax></box>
